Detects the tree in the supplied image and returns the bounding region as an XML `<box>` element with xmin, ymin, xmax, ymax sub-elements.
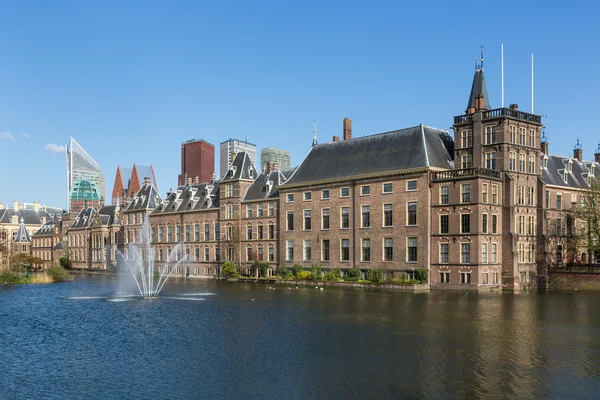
<box><xmin>59</xmin><ymin>256</ymin><xmax>72</xmax><ymax>270</ymax></box>
<box><xmin>574</xmin><ymin>178</ymin><xmax>600</xmax><ymax>263</ymax></box>
<box><xmin>221</xmin><ymin>261</ymin><xmax>238</xmax><ymax>278</ymax></box>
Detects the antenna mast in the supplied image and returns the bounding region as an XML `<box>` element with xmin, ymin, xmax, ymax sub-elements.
<box><xmin>531</xmin><ymin>53</ymin><xmax>535</xmax><ymax>114</ymax></box>
<box><xmin>501</xmin><ymin>43</ymin><xmax>504</xmax><ymax>108</ymax></box>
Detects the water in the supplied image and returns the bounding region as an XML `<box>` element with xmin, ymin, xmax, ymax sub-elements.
<box><xmin>2</xmin><ymin>277</ymin><xmax>600</xmax><ymax>399</ymax></box>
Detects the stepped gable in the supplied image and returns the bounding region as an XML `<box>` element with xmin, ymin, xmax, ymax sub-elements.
<box><xmin>283</xmin><ymin>125</ymin><xmax>453</xmax><ymax>187</ymax></box>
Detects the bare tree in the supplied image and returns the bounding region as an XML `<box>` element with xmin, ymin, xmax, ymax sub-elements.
<box><xmin>574</xmin><ymin>178</ymin><xmax>600</xmax><ymax>263</ymax></box>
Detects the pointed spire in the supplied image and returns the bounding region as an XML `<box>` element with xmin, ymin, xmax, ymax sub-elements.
<box><xmin>466</xmin><ymin>45</ymin><xmax>491</xmax><ymax>113</ymax></box>
<box><xmin>312</xmin><ymin>121</ymin><xmax>318</xmax><ymax>146</ymax></box>
<box><xmin>15</xmin><ymin>217</ymin><xmax>31</xmax><ymax>243</ymax></box>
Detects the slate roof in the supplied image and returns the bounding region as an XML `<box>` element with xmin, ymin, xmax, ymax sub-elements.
<box><xmin>283</xmin><ymin>125</ymin><xmax>454</xmax><ymax>187</ymax></box>
<box><xmin>124</xmin><ymin>182</ymin><xmax>162</xmax><ymax>212</ymax></box>
<box><xmin>0</xmin><ymin>208</ymin><xmax>52</xmax><ymax>225</ymax></box>
<box><xmin>33</xmin><ymin>220</ymin><xmax>55</xmax><ymax>237</ymax></box>
<box><xmin>71</xmin><ymin>205</ymin><xmax>120</xmax><ymax>229</ymax></box>
<box><xmin>151</xmin><ymin>182</ymin><xmax>220</xmax><ymax>215</ymax></box>
<box><xmin>541</xmin><ymin>154</ymin><xmax>600</xmax><ymax>189</ymax></box>
<box><xmin>221</xmin><ymin>152</ymin><xmax>257</xmax><ymax>181</ymax></box>
<box><xmin>467</xmin><ymin>69</ymin><xmax>491</xmax><ymax>111</ymax></box>
<box><xmin>14</xmin><ymin>218</ymin><xmax>32</xmax><ymax>243</ymax></box>
<box><xmin>71</xmin><ymin>208</ymin><xmax>96</xmax><ymax>229</ymax></box>
<box><xmin>97</xmin><ymin>205</ymin><xmax>119</xmax><ymax>226</ymax></box>
<box><xmin>244</xmin><ymin>168</ymin><xmax>297</xmax><ymax>201</ymax></box>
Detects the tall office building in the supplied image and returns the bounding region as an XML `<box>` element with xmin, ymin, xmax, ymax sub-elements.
<box><xmin>260</xmin><ymin>148</ymin><xmax>291</xmax><ymax>171</ymax></box>
<box><xmin>220</xmin><ymin>139</ymin><xmax>256</xmax><ymax>178</ymax></box>
<box><xmin>66</xmin><ymin>137</ymin><xmax>106</xmax><ymax>213</ymax></box>
<box><xmin>178</xmin><ymin>139</ymin><xmax>215</xmax><ymax>186</ymax></box>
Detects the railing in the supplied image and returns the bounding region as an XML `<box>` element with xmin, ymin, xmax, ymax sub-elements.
<box><xmin>453</xmin><ymin>108</ymin><xmax>542</xmax><ymax>125</ymax></box>
<box><xmin>454</xmin><ymin>114</ymin><xmax>473</xmax><ymax>124</ymax></box>
<box><xmin>431</xmin><ymin>167</ymin><xmax>502</xmax><ymax>182</ymax></box>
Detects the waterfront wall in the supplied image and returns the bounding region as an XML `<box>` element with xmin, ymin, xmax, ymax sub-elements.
<box><xmin>549</xmin><ymin>273</ymin><xmax>600</xmax><ymax>291</ymax></box>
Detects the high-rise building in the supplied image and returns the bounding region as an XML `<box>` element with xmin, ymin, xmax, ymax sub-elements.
<box><xmin>66</xmin><ymin>137</ymin><xmax>106</xmax><ymax>213</ymax></box>
<box><xmin>178</xmin><ymin>139</ymin><xmax>215</xmax><ymax>186</ymax></box>
<box><xmin>220</xmin><ymin>139</ymin><xmax>256</xmax><ymax>178</ymax></box>
<box><xmin>260</xmin><ymin>148</ymin><xmax>291</xmax><ymax>171</ymax></box>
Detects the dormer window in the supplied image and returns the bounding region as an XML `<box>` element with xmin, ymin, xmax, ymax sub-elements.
<box><xmin>563</xmin><ymin>170</ymin><xmax>569</xmax><ymax>184</ymax></box>
<box><xmin>542</xmin><ymin>155</ymin><xmax>548</xmax><ymax>169</ymax></box>
<box><xmin>591</xmin><ymin>164</ymin><xmax>596</xmax><ymax>177</ymax></box>
<box><xmin>230</xmin><ymin>166</ymin><xmax>237</xmax><ymax>176</ymax></box>
<box><xmin>266</xmin><ymin>181</ymin><xmax>273</xmax><ymax>193</ymax></box>
<box><xmin>567</xmin><ymin>159</ymin><xmax>573</xmax><ymax>173</ymax></box>
<box><xmin>248</xmin><ymin>167</ymin><xmax>254</xmax><ymax>179</ymax></box>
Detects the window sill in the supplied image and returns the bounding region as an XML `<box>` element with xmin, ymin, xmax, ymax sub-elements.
<box><xmin>405</xmin><ymin>224</ymin><xmax>418</xmax><ymax>227</ymax></box>
<box><xmin>360</xmin><ymin>226</ymin><xmax>371</xmax><ymax>229</ymax></box>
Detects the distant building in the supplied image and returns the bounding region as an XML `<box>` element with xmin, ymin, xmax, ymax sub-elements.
<box><xmin>66</xmin><ymin>137</ymin><xmax>106</xmax><ymax>213</ymax></box>
<box><xmin>112</xmin><ymin>164</ymin><xmax>158</xmax><ymax>206</ymax></box>
<box><xmin>260</xmin><ymin>148</ymin><xmax>291</xmax><ymax>171</ymax></box>
<box><xmin>178</xmin><ymin>139</ymin><xmax>215</xmax><ymax>186</ymax></box>
<box><xmin>220</xmin><ymin>139</ymin><xmax>256</xmax><ymax>179</ymax></box>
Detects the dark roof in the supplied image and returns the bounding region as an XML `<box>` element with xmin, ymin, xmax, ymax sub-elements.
<box><xmin>151</xmin><ymin>182</ymin><xmax>220</xmax><ymax>215</ymax></box>
<box><xmin>71</xmin><ymin>205</ymin><xmax>120</xmax><ymax>229</ymax></box>
<box><xmin>0</xmin><ymin>208</ymin><xmax>52</xmax><ymax>225</ymax></box>
<box><xmin>541</xmin><ymin>154</ymin><xmax>599</xmax><ymax>189</ymax></box>
<box><xmin>33</xmin><ymin>220</ymin><xmax>55</xmax><ymax>237</ymax></box>
<box><xmin>97</xmin><ymin>205</ymin><xmax>119</xmax><ymax>226</ymax></box>
<box><xmin>466</xmin><ymin>69</ymin><xmax>491</xmax><ymax>112</ymax></box>
<box><xmin>283</xmin><ymin>125</ymin><xmax>454</xmax><ymax>187</ymax></box>
<box><xmin>54</xmin><ymin>242</ymin><xmax>63</xmax><ymax>250</ymax></box>
<box><xmin>14</xmin><ymin>218</ymin><xmax>32</xmax><ymax>243</ymax></box>
<box><xmin>71</xmin><ymin>208</ymin><xmax>96</xmax><ymax>229</ymax></box>
<box><xmin>243</xmin><ymin>168</ymin><xmax>297</xmax><ymax>201</ymax></box>
<box><xmin>124</xmin><ymin>183</ymin><xmax>162</xmax><ymax>212</ymax></box>
<box><xmin>221</xmin><ymin>152</ymin><xmax>257</xmax><ymax>181</ymax></box>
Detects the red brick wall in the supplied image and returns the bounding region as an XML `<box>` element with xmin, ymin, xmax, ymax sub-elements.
<box><xmin>179</xmin><ymin>141</ymin><xmax>215</xmax><ymax>185</ymax></box>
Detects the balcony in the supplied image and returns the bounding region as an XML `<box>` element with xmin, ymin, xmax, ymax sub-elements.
<box><xmin>431</xmin><ymin>167</ymin><xmax>503</xmax><ymax>182</ymax></box>
<box><xmin>454</xmin><ymin>107</ymin><xmax>542</xmax><ymax>125</ymax></box>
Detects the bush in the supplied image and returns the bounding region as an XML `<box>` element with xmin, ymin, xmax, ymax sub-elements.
<box><xmin>277</xmin><ymin>266</ymin><xmax>293</xmax><ymax>279</ymax></box>
<box><xmin>414</xmin><ymin>269</ymin><xmax>428</xmax><ymax>283</ymax></box>
<box><xmin>324</xmin><ymin>268</ymin><xmax>342</xmax><ymax>281</ymax></box>
<box><xmin>344</xmin><ymin>267</ymin><xmax>361</xmax><ymax>282</ymax></box>
<box><xmin>59</xmin><ymin>257</ymin><xmax>72</xmax><ymax>270</ymax></box>
<box><xmin>259</xmin><ymin>262</ymin><xmax>269</xmax><ymax>277</ymax></box>
<box><xmin>308</xmin><ymin>265</ymin><xmax>322</xmax><ymax>281</ymax></box>
<box><xmin>367</xmin><ymin>269</ymin><xmax>386</xmax><ymax>283</ymax></box>
<box><xmin>296</xmin><ymin>270</ymin><xmax>310</xmax><ymax>280</ymax></box>
<box><xmin>292</xmin><ymin>265</ymin><xmax>304</xmax><ymax>278</ymax></box>
<box><xmin>221</xmin><ymin>261</ymin><xmax>238</xmax><ymax>278</ymax></box>
<box><xmin>46</xmin><ymin>265</ymin><xmax>72</xmax><ymax>282</ymax></box>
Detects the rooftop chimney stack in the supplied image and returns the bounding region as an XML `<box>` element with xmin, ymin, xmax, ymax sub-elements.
<box><xmin>573</xmin><ymin>139</ymin><xmax>583</xmax><ymax>163</ymax></box>
<box><xmin>230</xmin><ymin>152</ymin><xmax>237</xmax><ymax>165</ymax></box>
<box><xmin>343</xmin><ymin>117</ymin><xmax>352</xmax><ymax>140</ymax></box>
<box><xmin>475</xmin><ymin>94</ymin><xmax>484</xmax><ymax>110</ymax></box>
<box><xmin>541</xmin><ymin>130</ymin><xmax>549</xmax><ymax>155</ymax></box>
<box><xmin>509</xmin><ymin>103</ymin><xmax>519</xmax><ymax>111</ymax></box>
<box><xmin>266</xmin><ymin>161</ymin><xmax>273</xmax><ymax>174</ymax></box>
<box><xmin>595</xmin><ymin>143</ymin><xmax>600</xmax><ymax>163</ymax></box>
<box><xmin>33</xmin><ymin>201</ymin><xmax>39</xmax><ymax>213</ymax></box>
<box><xmin>0</xmin><ymin>203</ymin><xmax>3</xmax><ymax>209</ymax></box>
<box><xmin>144</xmin><ymin>177</ymin><xmax>151</xmax><ymax>186</ymax></box>
<box><xmin>13</xmin><ymin>200</ymin><xmax>18</xmax><ymax>211</ymax></box>
<box><xmin>211</xmin><ymin>172</ymin><xmax>217</xmax><ymax>182</ymax></box>
<box><xmin>186</xmin><ymin>177</ymin><xmax>192</xmax><ymax>185</ymax></box>
<box><xmin>333</xmin><ymin>136</ymin><xmax>340</xmax><ymax>142</ymax></box>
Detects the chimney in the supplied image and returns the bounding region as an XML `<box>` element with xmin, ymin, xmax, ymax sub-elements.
<box><xmin>475</xmin><ymin>94</ymin><xmax>484</xmax><ymax>110</ymax></box>
<box><xmin>13</xmin><ymin>200</ymin><xmax>18</xmax><ymax>211</ymax></box>
<box><xmin>272</xmin><ymin>163</ymin><xmax>277</xmax><ymax>171</ymax></box>
<box><xmin>266</xmin><ymin>161</ymin><xmax>273</xmax><ymax>174</ymax></box>
<box><xmin>541</xmin><ymin>141</ymin><xmax>549</xmax><ymax>155</ymax></box>
<box><xmin>230</xmin><ymin>152</ymin><xmax>237</xmax><ymax>164</ymax></box>
<box><xmin>573</xmin><ymin>139</ymin><xmax>583</xmax><ymax>162</ymax></box>
<box><xmin>509</xmin><ymin>103</ymin><xmax>519</xmax><ymax>111</ymax></box>
<box><xmin>211</xmin><ymin>172</ymin><xmax>217</xmax><ymax>182</ymax></box>
<box><xmin>595</xmin><ymin>143</ymin><xmax>600</xmax><ymax>163</ymax></box>
<box><xmin>193</xmin><ymin>176</ymin><xmax>199</xmax><ymax>184</ymax></box>
<box><xmin>186</xmin><ymin>177</ymin><xmax>192</xmax><ymax>185</ymax></box>
<box><xmin>466</xmin><ymin>106</ymin><xmax>475</xmax><ymax>114</ymax></box>
<box><xmin>343</xmin><ymin>117</ymin><xmax>352</xmax><ymax>140</ymax></box>
<box><xmin>144</xmin><ymin>177</ymin><xmax>151</xmax><ymax>186</ymax></box>
<box><xmin>333</xmin><ymin>136</ymin><xmax>340</xmax><ymax>142</ymax></box>
<box><xmin>0</xmin><ymin>203</ymin><xmax>3</xmax><ymax>209</ymax></box>
<box><xmin>33</xmin><ymin>201</ymin><xmax>39</xmax><ymax>213</ymax></box>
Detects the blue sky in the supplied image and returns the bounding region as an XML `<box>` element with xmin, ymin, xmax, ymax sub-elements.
<box><xmin>1</xmin><ymin>0</ymin><xmax>598</xmax><ymax>209</ymax></box>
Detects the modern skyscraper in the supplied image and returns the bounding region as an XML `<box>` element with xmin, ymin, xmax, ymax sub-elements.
<box><xmin>178</xmin><ymin>139</ymin><xmax>215</xmax><ymax>186</ymax></box>
<box><xmin>220</xmin><ymin>139</ymin><xmax>256</xmax><ymax>178</ymax></box>
<box><xmin>66</xmin><ymin>137</ymin><xmax>106</xmax><ymax>213</ymax></box>
<box><xmin>260</xmin><ymin>147</ymin><xmax>291</xmax><ymax>171</ymax></box>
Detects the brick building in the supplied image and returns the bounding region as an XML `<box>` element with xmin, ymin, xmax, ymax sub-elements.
<box><xmin>178</xmin><ymin>139</ymin><xmax>215</xmax><ymax>186</ymax></box>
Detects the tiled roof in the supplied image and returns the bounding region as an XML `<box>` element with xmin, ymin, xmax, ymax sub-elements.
<box><xmin>283</xmin><ymin>125</ymin><xmax>454</xmax><ymax>187</ymax></box>
<box><xmin>0</xmin><ymin>209</ymin><xmax>52</xmax><ymax>225</ymax></box>
<box><xmin>467</xmin><ymin>69</ymin><xmax>491</xmax><ymax>111</ymax></box>
<box><xmin>33</xmin><ymin>220</ymin><xmax>55</xmax><ymax>237</ymax></box>
<box><xmin>221</xmin><ymin>152</ymin><xmax>257</xmax><ymax>181</ymax></box>
<box><xmin>151</xmin><ymin>182</ymin><xmax>220</xmax><ymax>215</ymax></box>
<box><xmin>124</xmin><ymin>183</ymin><xmax>162</xmax><ymax>212</ymax></box>
<box><xmin>244</xmin><ymin>168</ymin><xmax>297</xmax><ymax>201</ymax></box>
<box><xmin>541</xmin><ymin>154</ymin><xmax>599</xmax><ymax>189</ymax></box>
<box><xmin>71</xmin><ymin>208</ymin><xmax>95</xmax><ymax>229</ymax></box>
<box><xmin>14</xmin><ymin>218</ymin><xmax>32</xmax><ymax>243</ymax></box>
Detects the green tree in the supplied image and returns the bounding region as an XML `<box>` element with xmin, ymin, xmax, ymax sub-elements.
<box><xmin>221</xmin><ymin>261</ymin><xmax>238</xmax><ymax>277</ymax></box>
<box><xmin>59</xmin><ymin>256</ymin><xmax>72</xmax><ymax>270</ymax></box>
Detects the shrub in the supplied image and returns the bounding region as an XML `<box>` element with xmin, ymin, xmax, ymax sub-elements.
<box><xmin>259</xmin><ymin>262</ymin><xmax>269</xmax><ymax>277</ymax></box>
<box><xmin>292</xmin><ymin>264</ymin><xmax>304</xmax><ymax>278</ymax></box>
<box><xmin>221</xmin><ymin>261</ymin><xmax>238</xmax><ymax>277</ymax></box>
<box><xmin>414</xmin><ymin>269</ymin><xmax>428</xmax><ymax>283</ymax></box>
<box><xmin>344</xmin><ymin>267</ymin><xmax>361</xmax><ymax>282</ymax></box>
<box><xmin>308</xmin><ymin>265</ymin><xmax>323</xmax><ymax>281</ymax></box>
<box><xmin>46</xmin><ymin>265</ymin><xmax>72</xmax><ymax>282</ymax></box>
<box><xmin>277</xmin><ymin>266</ymin><xmax>293</xmax><ymax>279</ymax></box>
<box><xmin>296</xmin><ymin>270</ymin><xmax>310</xmax><ymax>280</ymax></box>
<box><xmin>324</xmin><ymin>268</ymin><xmax>342</xmax><ymax>281</ymax></box>
<box><xmin>367</xmin><ymin>269</ymin><xmax>386</xmax><ymax>283</ymax></box>
<box><xmin>59</xmin><ymin>257</ymin><xmax>72</xmax><ymax>270</ymax></box>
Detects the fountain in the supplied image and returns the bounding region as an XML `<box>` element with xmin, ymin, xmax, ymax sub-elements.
<box><xmin>117</xmin><ymin>216</ymin><xmax>183</xmax><ymax>298</ymax></box>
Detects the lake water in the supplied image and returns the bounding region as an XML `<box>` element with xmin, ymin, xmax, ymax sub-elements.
<box><xmin>1</xmin><ymin>276</ymin><xmax>600</xmax><ymax>399</ymax></box>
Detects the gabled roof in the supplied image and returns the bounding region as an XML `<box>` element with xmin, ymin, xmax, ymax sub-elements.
<box><xmin>124</xmin><ymin>182</ymin><xmax>162</xmax><ymax>212</ymax></box>
<box><xmin>283</xmin><ymin>125</ymin><xmax>454</xmax><ymax>187</ymax></box>
<box><xmin>14</xmin><ymin>218</ymin><xmax>31</xmax><ymax>243</ymax></box>
<box><xmin>541</xmin><ymin>154</ymin><xmax>599</xmax><ymax>189</ymax></box>
<box><xmin>97</xmin><ymin>205</ymin><xmax>119</xmax><ymax>226</ymax></box>
<box><xmin>466</xmin><ymin>69</ymin><xmax>491</xmax><ymax>112</ymax></box>
<box><xmin>151</xmin><ymin>182</ymin><xmax>220</xmax><ymax>215</ymax></box>
<box><xmin>0</xmin><ymin>208</ymin><xmax>52</xmax><ymax>225</ymax></box>
<box><xmin>244</xmin><ymin>168</ymin><xmax>297</xmax><ymax>201</ymax></box>
<box><xmin>221</xmin><ymin>152</ymin><xmax>257</xmax><ymax>181</ymax></box>
<box><xmin>33</xmin><ymin>220</ymin><xmax>55</xmax><ymax>237</ymax></box>
<box><xmin>71</xmin><ymin>208</ymin><xmax>96</xmax><ymax>229</ymax></box>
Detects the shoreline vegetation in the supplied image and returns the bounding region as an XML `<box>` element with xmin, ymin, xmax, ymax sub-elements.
<box><xmin>1</xmin><ymin>265</ymin><xmax>72</xmax><ymax>285</ymax></box>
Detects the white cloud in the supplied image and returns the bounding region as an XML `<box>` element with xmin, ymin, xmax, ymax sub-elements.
<box><xmin>45</xmin><ymin>143</ymin><xmax>66</xmax><ymax>154</ymax></box>
<box><xmin>22</xmin><ymin>133</ymin><xmax>31</xmax><ymax>139</ymax></box>
<box><xmin>0</xmin><ymin>132</ymin><xmax>15</xmax><ymax>141</ymax></box>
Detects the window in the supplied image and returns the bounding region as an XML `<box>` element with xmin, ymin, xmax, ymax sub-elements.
<box><xmin>461</xmin><ymin>129</ymin><xmax>472</xmax><ymax>148</ymax></box>
<box><xmin>482</xmin><ymin>214</ymin><xmax>488</xmax><ymax>234</ymax></box>
<box><xmin>482</xmin><ymin>273</ymin><xmax>489</xmax><ymax>284</ymax></box>
<box><xmin>545</xmin><ymin>190</ymin><xmax>550</xmax><ymax>209</ymax></box>
<box><xmin>257</xmin><ymin>203</ymin><xmax>263</xmax><ymax>217</ymax></box>
<box><xmin>225</xmin><ymin>184</ymin><xmax>233</xmax><ymax>198</ymax></box>
<box><xmin>482</xmin><ymin>243</ymin><xmax>488</xmax><ymax>264</ymax></box>
<box><xmin>185</xmin><ymin>247</ymin><xmax>190</xmax><ymax>261</ymax></box>
<box><xmin>246</xmin><ymin>204</ymin><xmax>253</xmax><ymax>218</ymax></box>
<box><xmin>322</xmin><ymin>240</ymin><xmax>330</xmax><ymax>262</ymax></box>
<box><xmin>407</xmin><ymin>180</ymin><xmax>417</xmax><ymax>191</ymax></box>
<box><xmin>518</xmin><ymin>215</ymin><xmax>525</xmax><ymax>235</ymax></box>
<box><xmin>167</xmin><ymin>226</ymin><xmax>173</xmax><ymax>242</ymax></box>
<box><xmin>485</xmin><ymin>152</ymin><xmax>496</xmax><ymax>169</ymax></box>
<box><xmin>407</xmin><ymin>202</ymin><xmax>417</xmax><ymax>226</ymax></box>
<box><xmin>246</xmin><ymin>224</ymin><xmax>253</xmax><ymax>240</ymax></box>
<box><xmin>492</xmin><ymin>243</ymin><xmax>498</xmax><ymax>263</ymax></box>
<box><xmin>225</xmin><ymin>226</ymin><xmax>232</xmax><ymax>241</ymax></box>
<box><xmin>304</xmin><ymin>240</ymin><xmax>312</xmax><ymax>261</ymax></box>
<box><xmin>299</xmin><ymin>211</ymin><xmax>310</xmax><ymax>232</ymax></box>
<box><xmin>215</xmin><ymin>223</ymin><xmax>220</xmax><ymax>241</ymax></box>
<box><xmin>509</xmin><ymin>152</ymin><xmax>517</xmax><ymax>171</ymax></box>
<box><xmin>361</xmin><ymin>205</ymin><xmax>371</xmax><ymax>228</ymax></box>
<box><xmin>183</xmin><ymin>225</ymin><xmax>190</xmax><ymax>242</ymax></box>
<box><xmin>519</xmin><ymin>127</ymin><xmax>526</xmax><ymax>145</ymax></box>
<box><xmin>383</xmin><ymin>204</ymin><xmax>393</xmax><ymax>227</ymax></box>
<box><xmin>304</xmin><ymin>192</ymin><xmax>312</xmax><ymax>201</ymax></box>
<box><xmin>257</xmin><ymin>224</ymin><xmax>263</xmax><ymax>239</ymax></box>
<box><xmin>461</xmin><ymin>243</ymin><xmax>470</xmax><ymax>264</ymax></box>
<box><xmin>461</xmin><ymin>154</ymin><xmax>473</xmax><ymax>169</ymax></box>
<box><xmin>485</xmin><ymin>126</ymin><xmax>496</xmax><ymax>144</ymax></box>
<box><xmin>159</xmin><ymin>226</ymin><xmax>164</xmax><ymax>242</ymax></box>
<box><xmin>440</xmin><ymin>215</ymin><xmax>449</xmax><ymax>234</ymax></box>
<box><xmin>268</xmin><ymin>202</ymin><xmax>274</xmax><ymax>216</ymax></box>
<box><xmin>286</xmin><ymin>240</ymin><xmax>294</xmax><ymax>261</ymax></box>
<box><xmin>510</xmin><ymin>125</ymin><xmax>516</xmax><ymax>143</ymax></box>
<box><xmin>440</xmin><ymin>243</ymin><xmax>449</xmax><ymax>263</ymax></box>
<box><xmin>528</xmin><ymin>216</ymin><xmax>535</xmax><ymax>235</ymax></box>
<box><xmin>517</xmin><ymin>185</ymin><xmax>525</xmax><ymax>205</ymax></box>
<box><xmin>357</xmin><ymin>238</ymin><xmax>371</xmax><ymax>262</ymax></box>
<box><xmin>527</xmin><ymin>187</ymin><xmax>535</xmax><ymax>206</ymax></box>
<box><xmin>268</xmin><ymin>223</ymin><xmax>275</xmax><ymax>239</ymax></box>
<box><xmin>556</xmin><ymin>194</ymin><xmax>562</xmax><ymax>210</ymax></box>
<box><xmin>461</xmin><ymin>214</ymin><xmax>470</xmax><ymax>234</ymax></box>
<box><xmin>461</xmin><ymin>184</ymin><xmax>471</xmax><ymax>203</ymax></box>
<box><xmin>556</xmin><ymin>218</ymin><xmax>562</xmax><ymax>237</ymax></box>
<box><xmin>384</xmin><ymin>238</ymin><xmax>393</xmax><ymax>261</ymax></box>
<box><xmin>341</xmin><ymin>207</ymin><xmax>350</xmax><ymax>228</ymax></box>
<box><xmin>482</xmin><ymin>184</ymin><xmax>488</xmax><ymax>203</ymax></box>
<box><xmin>492</xmin><ymin>185</ymin><xmax>498</xmax><ymax>205</ymax></box>
<box><xmin>556</xmin><ymin>244</ymin><xmax>563</xmax><ymax>263</ymax></box>
<box><xmin>287</xmin><ymin>212</ymin><xmax>294</xmax><ymax>231</ymax></box>
<box><xmin>383</xmin><ymin>183</ymin><xmax>393</xmax><ymax>193</ymax></box>
<box><xmin>361</xmin><ymin>185</ymin><xmax>371</xmax><ymax>196</ymax></box>
<box><xmin>341</xmin><ymin>239</ymin><xmax>350</xmax><ymax>261</ymax></box>
<box><xmin>492</xmin><ymin>272</ymin><xmax>498</xmax><ymax>283</ymax></box>
<box><xmin>440</xmin><ymin>185</ymin><xmax>449</xmax><ymax>205</ymax></box>
<box><xmin>519</xmin><ymin>153</ymin><xmax>526</xmax><ymax>172</ymax></box>
<box><xmin>322</xmin><ymin>208</ymin><xmax>330</xmax><ymax>229</ymax></box>
<box><xmin>407</xmin><ymin>237</ymin><xmax>417</xmax><ymax>262</ymax></box>
<box><xmin>440</xmin><ymin>271</ymin><xmax>450</xmax><ymax>283</ymax></box>
<box><xmin>268</xmin><ymin>246</ymin><xmax>274</xmax><ymax>262</ymax></box>
<box><xmin>247</xmin><ymin>246</ymin><xmax>253</xmax><ymax>262</ymax></box>
<box><xmin>492</xmin><ymin>214</ymin><xmax>498</xmax><ymax>234</ymax></box>
<box><xmin>528</xmin><ymin>155</ymin><xmax>535</xmax><ymax>174</ymax></box>
<box><xmin>205</xmin><ymin>224</ymin><xmax>210</xmax><ymax>241</ymax></box>
<box><xmin>321</xmin><ymin>190</ymin><xmax>330</xmax><ymax>199</ymax></box>
<box><xmin>287</xmin><ymin>194</ymin><xmax>294</xmax><ymax>202</ymax></box>
<box><xmin>204</xmin><ymin>247</ymin><xmax>210</xmax><ymax>262</ymax></box>
<box><xmin>340</xmin><ymin>187</ymin><xmax>349</xmax><ymax>197</ymax></box>
<box><xmin>193</xmin><ymin>224</ymin><xmax>199</xmax><ymax>241</ymax></box>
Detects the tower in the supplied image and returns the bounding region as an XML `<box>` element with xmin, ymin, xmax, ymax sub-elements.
<box><xmin>178</xmin><ymin>139</ymin><xmax>215</xmax><ymax>186</ymax></box>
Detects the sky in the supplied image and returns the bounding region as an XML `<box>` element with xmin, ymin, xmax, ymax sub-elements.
<box><xmin>1</xmin><ymin>0</ymin><xmax>599</xmax><ymax>209</ymax></box>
